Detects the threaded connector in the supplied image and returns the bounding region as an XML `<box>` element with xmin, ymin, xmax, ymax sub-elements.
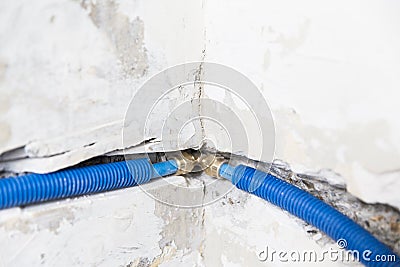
<box><xmin>168</xmin><ymin>153</ymin><xmax>196</xmax><ymax>175</ymax></box>
<box><xmin>167</xmin><ymin>149</ymin><xmax>227</xmax><ymax>177</ymax></box>
<box><xmin>204</xmin><ymin>157</ymin><xmax>227</xmax><ymax>178</ymax></box>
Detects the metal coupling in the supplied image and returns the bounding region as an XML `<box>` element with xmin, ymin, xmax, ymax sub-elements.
<box><xmin>204</xmin><ymin>157</ymin><xmax>227</xmax><ymax>178</ymax></box>
<box><xmin>169</xmin><ymin>156</ymin><xmax>195</xmax><ymax>175</ymax></box>
<box><xmin>168</xmin><ymin>149</ymin><xmax>227</xmax><ymax>177</ymax></box>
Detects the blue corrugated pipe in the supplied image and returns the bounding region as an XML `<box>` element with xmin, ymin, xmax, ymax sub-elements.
<box><xmin>0</xmin><ymin>158</ymin><xmax>178</xmax><ymax>210</ymax></box>
<box><xmin>219</xmin><ymin>163</ymin><xmax>400</xmax><ymax>267</ymax></box>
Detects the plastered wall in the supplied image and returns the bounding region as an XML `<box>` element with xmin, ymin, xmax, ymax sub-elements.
<box><xmin>1</xmin><ymin>0</ymin><xmax>399</xmax><ymax>207</ymax></box>
<box><xmin>203</xmin><ymin>0</ymin><xmax>400</xmax><ymax>209</ymax></box>
<box><xmin>0</xmin><ymin>1</ymin><xmax>399</xmax><ymax>266</ymax></box>
<box><xmin>0</xmin><ymin>0</ymin><xmax>205</xmax><ymax>173</ymax></box>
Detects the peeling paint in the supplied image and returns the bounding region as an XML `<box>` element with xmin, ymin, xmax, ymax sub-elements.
<box><xmin>273</xmin><ymin>109</ymin><xmax>400</xmax><ymax>207</ymax></box>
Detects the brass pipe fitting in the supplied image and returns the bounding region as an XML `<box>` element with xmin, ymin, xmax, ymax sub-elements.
<box><xmin>204</xmin><ymin>157</ymin><xmax>227</xmax><ymax>178</ymax></box>
<box><xmin>169</xmin><ymin>156</ymin><xmax>195</xmax><ymax>175</ymax></box>
<box><xmin>168</xmin><ymin>149</ymin><xmax>227</xmax><ymax>177</ymax></box>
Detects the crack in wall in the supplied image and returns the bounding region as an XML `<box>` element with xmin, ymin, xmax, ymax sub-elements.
<box><xmin>191</xmin><ymin>61</ymin><xmax>206</xmax><ymax>143</ymax></box>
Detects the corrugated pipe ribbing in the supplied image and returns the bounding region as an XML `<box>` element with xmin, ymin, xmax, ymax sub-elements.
<box><xmin>219</xmin><ymin>163</ymin><xmax>400</xmax><ymax>267</ymax></box>
<box><xmin>0</xmin><ymin>159</ymin><xmax>178</xmax><ymax>210</ymax></box>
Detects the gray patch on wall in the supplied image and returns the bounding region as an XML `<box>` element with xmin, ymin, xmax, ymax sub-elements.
<box><xmin>154</xmin><ymin>197</ymin><xmax>205</xmax><ymax>251</ymax></box>
<box><xmin>80</xmin><ymin>0</ymin><xmax>148</xmax><ymax>78</ymax></box>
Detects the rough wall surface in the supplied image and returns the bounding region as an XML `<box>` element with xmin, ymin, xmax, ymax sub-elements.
<box><xmin>0</xmin><ymin>0</ymin><xmax>205</xmax><ymax>173</ymax></box>
<box><xmin>1</xmin><ymin>0</ymin><xmax>399</xmax><ymax>208</ymax></box>
<box><xmin>0</xmin><ymin>175</ymin><xmax>357</xmax><ymax>267</ymax></box>
<box><xmin>0</xmin><ymin>0</ymin><xmax>399</xmax><ymax>266</ymax></box>
<box><xmin>1</xmin><ymin>162</ymin><xmax>397</xmax><ymax>266</ymax></box>
<box><xmin>203</xmin><ymin>0</ymin><xmax>400</xmax><ymax>209</ymax></box>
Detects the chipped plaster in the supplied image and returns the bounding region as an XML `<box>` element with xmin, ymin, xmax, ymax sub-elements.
<box><xmin>1</xmin><ymin>0</ymin><xmax>400</xmax><ymax>266</ymax></box>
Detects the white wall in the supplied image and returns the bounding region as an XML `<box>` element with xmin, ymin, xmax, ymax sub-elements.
<box><xmin>0</xmin><ymin>1</ymin><xmax>399</xmax><ymax>266</ymax></box>
<box><xmin>0</xmin><ymin>0</ymin><xmax>205</xmax><ymax>173</ymax></box>
<box><xmin>203</xmin><ymin>0</ymin><xmax>400</xmax><ymax>209</ymax></box>
<box><xmin>2</xmin><ymin>0</ymin><xmax>399</xmax><ymax>208</ymax></box>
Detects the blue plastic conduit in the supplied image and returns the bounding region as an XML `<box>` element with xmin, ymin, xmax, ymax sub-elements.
<box><xmin>219</xmin><ymin>163</ymin><xmax>400</xmax><ymax>267</ymax></box>
<box><xmin>0</xmin><ymin>158</ymin><xmax>178</xmax><ymax>210</ymax></box>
